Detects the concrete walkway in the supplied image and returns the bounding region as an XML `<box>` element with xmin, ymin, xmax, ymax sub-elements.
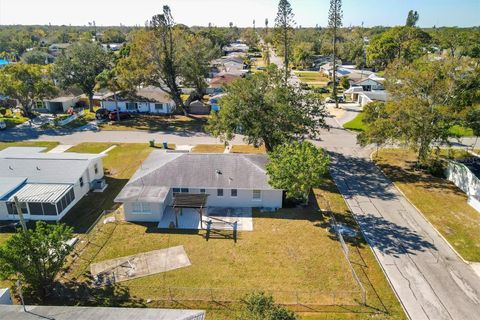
<box><xmin>46</xmin><ymin>144</ymin><xmax>74</xmax><ymax>153</ymax></box>
<box><xmin>315</xmin><ymin>111</ymin><xmax>480</xmax><ymax>320</ymax></box>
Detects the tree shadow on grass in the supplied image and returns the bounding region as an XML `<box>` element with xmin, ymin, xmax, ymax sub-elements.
<box><xmin>44</xmin><ymin>274</ymin><xmax>145</xmax><ymax>307</ymax></box>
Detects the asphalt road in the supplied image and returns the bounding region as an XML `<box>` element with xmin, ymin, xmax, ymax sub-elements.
<box><xmin>315</xmin><ymin>110</ymin><xmax>480</xmax><ymax>320</ymax></box>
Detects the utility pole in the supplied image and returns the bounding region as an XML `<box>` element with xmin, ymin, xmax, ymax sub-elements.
<box><xmin>13</xmin><ymin>196</ymin><xmax>28</xmax><ymax>235</ymax></box>
<box><xmin>16</xmin><ymin>280</ymin><xmax>27</xmax><ymax>312</ymax></box>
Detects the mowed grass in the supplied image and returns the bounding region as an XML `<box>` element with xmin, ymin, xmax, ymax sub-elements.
<box><xmin>191</xmin><ymin>144</ymin><xmax>225</xmax><ymax>153</ymax></box>
<box><xmin>449</xmin><ymin>125</ymin><xmax>474</xmax><ymax>137</ymax></box>
<box><xmin>343</xmin><ymin>112</ymin><xmax>366</xmax><ymax>132</ymax></box>
<box><xmin>374</xmin><ymin>149</ymin><xmax>480</xmax><ymax>261</ymax></box>
<box><xmin>0</xmin><ymin>110</ymin><xmax>28</xmax><ymax>128</ymax></box>
<box><xmin>65</xmin><ymin>176</ymin><xmax>405</xmax><ymax>319</ymax></box>
<box><xmin>61</xmin><ymin>143</ymin><xmax>153</xmax><ymax>232</ymax></box>
<box><xmin>230</xmin><ymin>145</ymin><xmax>267</xmax><ymax>154</ymax></box>
<box><xmin>0</xmin><ymin>141</ymin><xmax>59</xmax><ymax>151</ymax></box>
<box><xmin>98</xmin><ymin>114</ymin><xmax>209</xmax><ymax>133</ymax></box>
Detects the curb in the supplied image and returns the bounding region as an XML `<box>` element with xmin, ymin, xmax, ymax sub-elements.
<box><xmin>369</xmin><ymin>150</ymin><xmax>473</xmax><ymax>265</ymax></box>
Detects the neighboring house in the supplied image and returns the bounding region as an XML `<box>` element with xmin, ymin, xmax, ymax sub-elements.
<box><xmin>0</xmin><ymin>147</ymin><xmax>106</xmax><ymax>221</ymax></box>
<box><xmin>34</xmin><ymin>94</ymin><xmax>81</xmax><ymax>113</ymax></box>
<box><xmin>222</xmin><ymin>42</ymin><xmax>249</xmax><ymax>54</ymax></box>
<box><xmin>0</xmin><ymin>304</ymin><xmax>206</xmax><ymax>320</ymax></box>
<box><xmin>353</xmin><ymin>78</ymin><xmax>385</xmax><ymax>91</ymax></box>
<box><xmin>48</xmin><ymin>43</ymin><xmax>71</xmax><ymax>57</ymax></box>
<box><xmin>357</xmin><ymin>91</ymin><xmax>388</xmax><ymax>107</ymax></box>
<box><xmin>115</xmin><ymin>151</ymin><xmax>283</xmax><ymax>223</ymax></box>
<box><xmin>207</xmin><ymin>74</ymin><xmax>242</xmax><ymax>94</ymax></box>
<box><xmin>100</xmin><ymin>86</ymin><xmax>175</xmax><ymax>114</ymax></box>
<box><xmin>208</xmin><ymin>94</ymin><xmax>225</xmax><ymax>112</ymax></box>
<box><xmin>188</xmin><ymin>100</ymin><xmax>211</xmax><ymax>115</ymax></box>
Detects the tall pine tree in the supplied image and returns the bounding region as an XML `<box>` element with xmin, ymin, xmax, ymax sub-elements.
<box><xmin>328</xmin><ymin>0</ymin><xmax>343</xmax><ymax>109</ymax></box>
<box><xmin>274</xmin><ymin>0</ymin><xmax>295</xmax><ymax>84</ymax></box>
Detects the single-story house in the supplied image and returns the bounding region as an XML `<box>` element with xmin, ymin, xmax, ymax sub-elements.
<box><xmin>100</xmin><ymin>86</ymin><xmax>175</xmax><ymax>114</ymax></box>
<box><xmin>34</xmin><ymin>90</ymin><xmax>83</xmax><ymax>114</ymax></box>
<box><xmin>188</xmin><ymin>100</ymin><xmax>211</xmax><ymax>115</ymax></box>
<box><xmin>115</xmin><ymin>151</ymin><xmax>283</xmax><ymax>223</ymax></box>
<box><xmin>0</xmin><ymin>147</ymin><xmax>106</xmax><ymax>221</ymax></box>
<box><xmin>358</xmin><ymin>91</ymin><xmax>388</xmax><ymax>107</ymax></box>
<box><xmin>353</xmin><ymin>78</ymin><xmax>385</xmax><ymax>91</ymax></box>
<box><xmin>208</xmin><ymin>94</ymin><xmax>225</xmax><ymax>111</ymax></box>
<box><xmin>206</xmin><ymin>74</ymin><xmax>242</xmax><ymax>94</ymax></box>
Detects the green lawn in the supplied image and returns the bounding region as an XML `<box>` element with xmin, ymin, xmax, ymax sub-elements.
<box><xmin>98</xmin><ymin>114</ymin><xmax>209</xmax><ymax>132</ymax></box>
<box><xmin>191</xmin><ymin>144</ymin><xmax>225</xmax><ymax>153</ymax></box>
<box><xmin>294</xmin><ymin>71</ymin><xmax>329</xmax><ymax>87</ymax></box>
<box><xmin>374</xmin><ymin>149</ymin><xmax>480</xmax><ymax>262</ymax></box>
<box><xmin>230</xmin><ymin>145</ymin><xmax>267</xmax><ymax>154</ymax></box>
<box><xmin>343</xmin><ymin>112</ymin><xmax>366</xmax><ymax>131</ymax></box>
<box><xmin>61</xmin><ymin>143</ymin><xmax>154</xmax><ymax>232</ymax></box>
<box><xmin>63</xmin><ymin>172</ymin><xmax>404</xmax><ymax>319</ymax></box>
<box><xmin>449</xmin><ymin>125</ymin><xmax>474</xmax><ymax>137</ymax></box>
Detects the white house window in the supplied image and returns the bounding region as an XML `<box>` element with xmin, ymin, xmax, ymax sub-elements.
<box><xmin>231</xmin><ymin>189</ymin><xmax>238</xmax><ymax>197</ymax></box>
<box><xmin>79</xmin><ymin>177</ymin><xmax>84</xmax><ymax>187</ymax></box>
<box><xmin>173</xmin><ymin>188</ymin><xmax>181</xmax><ymax>194</ymax></box>
<box><xmin>126</xmin><ymin>102</ymin><xmax>137</xmax><ymax>110</ymax></box>
<box><xmin>132</xmin><ymin>202</ymin><xmax>151</xmax><ymax>214</ymax></box>
<box><xmin>181</xmin><ymin>188</ymin><xmax>189</xmax><ymax>193</ymax></box>
<box><xmin>200</xmin><ymin>189</ymin><xmax>206</xmax><ymax>193</ymax></box>
<box><xmin>217</xmin><ymin>189</ymin><xmax>224</xmax><ymax>197</ymax></box>
<box><xmin>252</xmin><ymin>190</ymin><xmax>261</xmax><ymax>201</ymax></box>
<box><xmin>154</xmin><ymin>103</ymin><xmax>164</xmax><ymax>111</ymax></box>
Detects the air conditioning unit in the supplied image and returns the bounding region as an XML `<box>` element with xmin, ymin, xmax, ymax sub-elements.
<box><xmin>91</xmin><ymin>179</ymin><xmax>107</xmax><ymax>192</ymax></box>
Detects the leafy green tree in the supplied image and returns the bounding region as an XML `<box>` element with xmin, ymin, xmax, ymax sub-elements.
<box><xmin>267</xmin><ymin>141</ymin><xmax>329</xmax><ymax>202</ymax></box>
<box><xmin>339</xmin><ymin>76</ymin><xmax>350</xmax><ymax>89</ymax></box>
<box><xmin>117</xmin><ymin>7</ymin><xmax>188</xmax><ymax>114</ymax></box>
<box><xmin>21</xmin><ymin>50</ymin><xmax>49</xmax><ymax>65</ymax></box>
<box><xmin>54</xmin><ymin>41</ymin><xmax>111</xmax><ymax>112</ymax></box>
<box><xmin>328</xmin><ymin>0</ymin><xmax>343</xmax><ymax>108</ymax></box>
<box><xmin>99</xmin><ymin>28</ymin><xmax>126</xmax><ymax>44</ymax></box>
<box><xmin>366</xmin><ymin>26</ymin><xmax>431</xmax><ymax>70</ymax></box>
<box><xmin>237</xmin><ymin>292</ymin><xmax>298</xmax><ymax>320</ymax></box>
<box><xmin>466</xmin><ymin>108</ymin><xmax>480</xmax><ymax>149</ymax></box>
<box><xmin>274</xmin><ymin>0</ymin><xmax>295</xmax><ymax>83</ymax></box>
<box><xmin>178</xmin><ymin>33</ymin><xmax>219</xmax><ymax>100</ymax></box>
<box><xmin>360</xmin><ymin>57</ymin><xmax>480</xmax><ymax>164</ymax></box>
<box><xmin>0</xmin><ymin>63</ymin><xmax>57</xmax><ymax>117</ymax></box>
<box><xmin>207</xmin><ymin>65</ymin><xmax>328</xmax><ymax>151</ymax></box>
<box><xmin>292</xmin><ymin>42</ymin><xmax>314</xmax><ymax>69</ymax></box>
<box><xmin>0</xmin><ymin>221</ymin><xmax>73</xmax><ymax>302</ymax></box>
<box><xmin>406</xmin><ymin>10</ymin><xmax>420</xmax><ymax>27</ymax></box>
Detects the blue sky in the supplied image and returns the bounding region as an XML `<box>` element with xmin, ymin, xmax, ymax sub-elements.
<box><xmin>0</xmin><ymin>0</ymin><xmax>478</xmax><ymax>27</ymax></box>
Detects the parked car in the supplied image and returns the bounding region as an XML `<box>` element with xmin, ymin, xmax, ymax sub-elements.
<box><xmin>314</xmin><ymin>87</ymin><xmax>330</xmax><ymax>94</ymax></box>
<box><xmin>108</xmin><ymin>111</ymin><xmax>131</xmax><ymax>121</ymax></box>
<box><xmin>95</xmin><ymin>108</ymin><xmax>110</xmax><ymax>120</ymax></box>
<box><xmin>300</xmin><ymin>83</ymin><xmax>311</xmax><ymax>90</ymax></box>
<box><xmin>325</xmin><ymin>96</ymin><xmax>345</xmax><ymax>103</ymax></box>
<box><xmin>0</xmin><ymin>120</ymin><xmax>6</xmax><ymax>130</ymax></box>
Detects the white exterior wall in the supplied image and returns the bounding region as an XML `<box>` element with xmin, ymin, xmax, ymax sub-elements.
<box><xmin>166</xmin><ymin>188</ymin><xmax>282</xmax><ymax>209</ymax></box>
<box><xmin>123</xmin><ymin>202</ymin><xmax>165</xmax><ymax>222</ymax></box>
<box><xmin>0</xmin><ymin>288</ymin><xmax>12</xmax><ymax>305</ymax></box>
<box><xmin>468</xmin><ymin>196</ymin><xmax>480</xmax><ymax>213</ymax></box>
<box><xmin>101</xmin><ymin>101</ymin><xmax>174</xmax><ymax>114</ymax></box>
<box><xmin>0</xmin><ymin>159</ymin><xmax>106</xmax><ymax>221</ymax></box>
<box><xmin>355</xmin><ymin>79</ymin><xmax>384</xmax><ymax>90</ymax></box>
<box><xmin>445</xmin><ymin>161</ymin><xmax>480</xmax><ymax>197</ymax></box>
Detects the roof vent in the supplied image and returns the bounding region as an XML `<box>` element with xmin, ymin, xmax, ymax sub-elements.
<box><xmin>9</xmin><ymin>166</ymin><xmax>13</xmax><ymax>170</ymax></box>
<box><xmin>215</xmin><ymin>170</ymin><xmax>222</xmax><ymax>175</ymax></box>
<box><xmin>36</xmin><ymin>166</ymin><xmax>41</xmax><ymax>170</ymax></box>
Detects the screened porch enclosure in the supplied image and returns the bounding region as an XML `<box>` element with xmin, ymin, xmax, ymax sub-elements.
<box><xmin>6</xmin><ymin>184</ymin><xmax>75</xmax><ymax>217</ymax></box>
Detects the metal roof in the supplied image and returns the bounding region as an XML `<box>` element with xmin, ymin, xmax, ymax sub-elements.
<box><xmin>0</xmin><ymin>305</ymin><xmax>205</xmax><ymax>320</ymax></box>
<box><xmin>0</xmin><ymin>177</ymin><xmax>26</xmax><ymax>199</ymax></box>
<box><xmin>0</xmin><ymin>147</ymin><xmax>104</xmax><ymax>184</ymax></box>
<box><xmin>8</xmin><ymin>183</ymin><xmax>73</xmax><ymax>203</ymax></box>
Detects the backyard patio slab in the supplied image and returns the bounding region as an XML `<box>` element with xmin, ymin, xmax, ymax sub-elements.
<box><xmin>90</xmin><ymin>245</ymin><xmax>191</xmax><ymax>283</ymax></box>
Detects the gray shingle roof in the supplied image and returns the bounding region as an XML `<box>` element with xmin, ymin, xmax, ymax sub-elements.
<box><xmin>0</xmin><ymin>305</ymin><xmax>205</xmax><ymax>320</ymax></box>
<box><xmin>115</xmin><ymin>151</ymin><xmax>276</xmax><ymax>203</ymax></box>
